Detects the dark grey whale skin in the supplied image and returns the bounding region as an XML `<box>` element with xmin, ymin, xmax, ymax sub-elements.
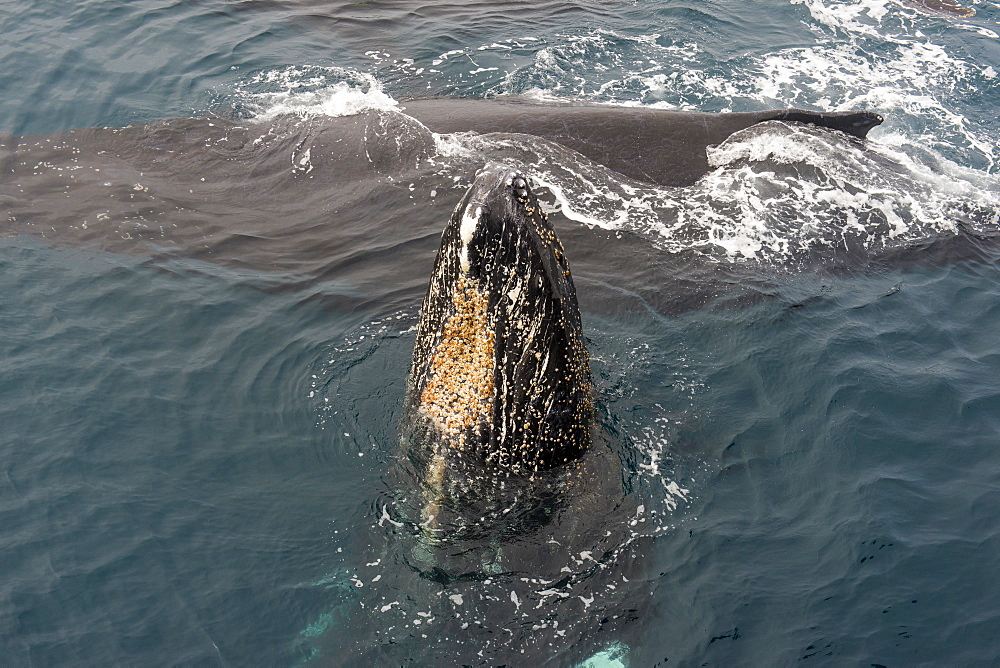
<box><xmin>400</xmin><ymin>98</ymin><xmax>884</xmax><ymax>187</ymax></box>
<box><xmin>404</xmin><ymin>164</ymin><xmax>592</xmax><ymax>478</ymax></box>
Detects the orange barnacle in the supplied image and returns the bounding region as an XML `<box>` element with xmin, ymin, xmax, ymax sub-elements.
<box><xmin>419</xmin><ymin>276</ymin><xmax>496</xmax><ymax>443</ymax></box>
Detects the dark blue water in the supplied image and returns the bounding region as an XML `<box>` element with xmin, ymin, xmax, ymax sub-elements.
<box><xmin>2</xmin><ymin>0</ymin><xmax>1000</xmax><ymax>665</ymax></box>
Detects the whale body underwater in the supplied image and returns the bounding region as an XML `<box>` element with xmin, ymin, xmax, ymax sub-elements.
<box><xmin>398</xmin><ymin>99</ymin><xmax>883</xmax><ymax>187</ymax></box>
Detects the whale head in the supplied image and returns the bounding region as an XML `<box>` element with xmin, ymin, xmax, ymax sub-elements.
<box><xmin>405</xmin><ymin>164</ymin><xmax>593</xmax><ymax>510</ymax></box>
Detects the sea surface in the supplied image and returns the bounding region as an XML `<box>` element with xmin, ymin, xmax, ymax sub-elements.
<box><xmin>2</xmin><ymin>0</ymin><xmax>1000</xmax><ymax>665</ymax></box>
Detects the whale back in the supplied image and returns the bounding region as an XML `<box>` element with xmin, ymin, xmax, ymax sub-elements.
<box><xmin>400</xmin><ymin>98</ymin><xmax>883</xmax><ymax>187</ymax></box>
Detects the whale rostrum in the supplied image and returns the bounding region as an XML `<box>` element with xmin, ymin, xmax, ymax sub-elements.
<box><xmin>403</xmin><ymin>164</ymin><xmax>593</xmax><ymax>519</ymax></box>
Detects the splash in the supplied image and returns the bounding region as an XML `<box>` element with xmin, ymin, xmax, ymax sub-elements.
<box><xmin>381</xmin><ymin>0</ymin><xmax>998</xmax><ymax>262</ymax></box>
<box><xmin>427</xmin><ymin>121</ymin><xmax>998</xmax><ymax>263</ymax></box>
<box><xmin>471</xmin><ymin>4</ymin><xmax>997</xmax><ymax>174</ymax></box>
<box><xmin>235</xmin><ymin>66</ymin><xmax>400</xmax><ymax>121</ymax></box>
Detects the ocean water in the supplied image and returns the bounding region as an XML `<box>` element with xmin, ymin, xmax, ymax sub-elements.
<box><xmin>2</xmin><ymin>0</ymin><xmax>999</xmax><ymax>665</ymax></box>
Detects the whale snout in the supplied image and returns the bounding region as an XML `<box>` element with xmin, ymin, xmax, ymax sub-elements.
<box><xmin>453</xmin><ymin>164</ymin><xmax>570</xmax><ymax>298</ymax></box>
<box><xmin>453</xmin><ymin>164</ymin><xmax>528</xmax><ymax>276</ymax></box>
<box><xmin>406</xmin><ymin>163</ymin><xmax>592</xmax><ymax>479</ymax></box>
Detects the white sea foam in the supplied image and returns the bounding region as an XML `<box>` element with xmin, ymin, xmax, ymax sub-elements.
<box><xmin>238</xmin><ymin>66</ymin><xmax>400</xmax><ymax>121</ymax></box>
<box><xmin>477</xmin><ymin>2</ymin><xmax>995</xmax><ymax>171</ymax></box>
<box><xmin>388</xmin><ymin>0</ymin><xmax>996</xmax><ymax>262</ymax></box>
<box><xmin>433</xmin><ymin>116</ymin><xmax>998</xmax><ymax>263</ymax></box>
<box><xmin>791</xmin><ymin>0</ymin><xmax>893</xmax><ymax>36</ymax></box>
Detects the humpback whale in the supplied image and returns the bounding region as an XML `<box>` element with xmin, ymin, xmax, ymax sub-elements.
<box><xmin>402</xmin><ymin>163</ymin><xmax>592</xmax><ymax>526</ymax></box>
<box><xmin>0</xmin><ymin>99</ymin><xmax>885</xmax><ymax>282</ymax></box>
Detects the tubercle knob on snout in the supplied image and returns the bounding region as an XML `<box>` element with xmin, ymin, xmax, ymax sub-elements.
<box><xmin>511</xmin><ymin>173</ymin><xmax>529</xmax><ymax>199</ymax></box>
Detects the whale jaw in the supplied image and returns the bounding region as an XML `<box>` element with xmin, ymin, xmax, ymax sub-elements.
<box><xmin>405</xmin><ymin>164</ymin><xmax>592</xmax><ymax>494</ymax></box>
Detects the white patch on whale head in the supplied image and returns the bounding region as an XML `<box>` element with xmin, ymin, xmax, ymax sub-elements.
<box><xmin>459</xmin><ymin>205</ymin><xmax>481</xmax><ymax>274</ymax></box>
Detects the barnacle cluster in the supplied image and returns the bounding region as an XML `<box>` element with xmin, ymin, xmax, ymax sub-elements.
<box><xmin>419</xmin><ymin>275</ymin><xmax>495</xmax><ymax>447</ymax></box>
